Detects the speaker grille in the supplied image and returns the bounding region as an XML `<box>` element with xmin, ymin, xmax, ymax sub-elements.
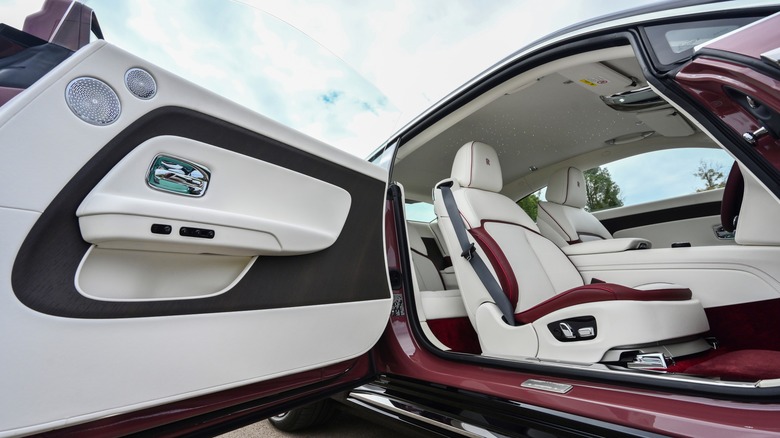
<box><xmin>125</xmin><ymin>68</ymin><xmax>157</xmax><ymax>99</ymax></box>
<box><xmin>65</xmin><ymin>77</ymin><xmax>121</xmax><ymax>126</ymax></box>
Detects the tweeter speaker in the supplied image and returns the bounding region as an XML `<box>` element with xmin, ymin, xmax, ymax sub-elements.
<box><xmin>65</xmin><ymin>77</ymin><xmax>121</xmax><ymax>126</ymax></box>
<box><xmin>125</xmin><ymin>67</ymin><xmax>157</xmax><ymax>100</ymax></box>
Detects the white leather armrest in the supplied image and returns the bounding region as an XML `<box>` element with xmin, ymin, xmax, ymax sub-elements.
<box><xmin>421</xmin><ymin>289</ymin><xmax>466</xmax><ymax>319</ymax></box>
<box><xmin>76</xmin><ymin>136</ymin><xmax>350</xmax><ymax>256</ymax></box>
<box><xmin>561</xmin><ymin>238</ymin><xmax>651</xmax><ymax>256</ymax></box>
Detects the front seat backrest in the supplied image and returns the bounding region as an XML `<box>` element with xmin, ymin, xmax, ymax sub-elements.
<box><xmin>537</xmin><ymin>167</ymin><xmax>613</xmax><ymax>247</ymax></box>
<box><xmin>434</xmin><ymin>142</ymin><xmax>584</xmax><ymax>324</ymax></box>
<box><xmin>433</xmin><ymin>142</ymin><xmax>708</xmax><ymax>363</ymax></box>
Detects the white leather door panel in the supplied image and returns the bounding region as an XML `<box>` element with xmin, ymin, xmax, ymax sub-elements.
<box><xmin>594</xmin><ymin>189</ymin><xmax>732</xmax><ymax>247</ymax></box>
<box><xmin>77</xmin><ymin>135</ymin><xmax>352</xmax><ymax>256</ymax></box>
<box><xmin>1</xmin><ymin>41</ymin><xmax>391</xmax><ymax>436</ymax></box>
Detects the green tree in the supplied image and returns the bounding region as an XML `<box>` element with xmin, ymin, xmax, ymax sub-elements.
<box><xmin>517</xmin><ymin>191</ymin><xmax>541</xmax><ymax>221</ymax></box>
<box><xmin>584</xmin><ymin>167</ymin><xmax>623</xmax><ymax>212</ymax></box>
<box><xmin>695</xmin><ymin>160</ymin><xmax>726</xmax><ymax>192</ymax></box>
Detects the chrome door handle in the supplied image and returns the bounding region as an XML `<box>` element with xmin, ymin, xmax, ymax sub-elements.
<box><xmin>146</xmin><ymin>154</ymin><xmax>210</xmax><ymax>197</ymax></box>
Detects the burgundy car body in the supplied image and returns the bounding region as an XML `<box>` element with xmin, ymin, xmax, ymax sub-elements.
<box><xmin>4</xmin><ymin>1</ymin><xmax>780</xmax><ymax>437</ymax></box>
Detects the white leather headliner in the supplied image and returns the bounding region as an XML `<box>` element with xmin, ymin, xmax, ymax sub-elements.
<box><xmin>392</xmin><ymin>45</ymin><xmax>718</xmax><ymax>203</ymax></box>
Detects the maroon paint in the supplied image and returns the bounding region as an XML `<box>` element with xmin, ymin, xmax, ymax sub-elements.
<box><xmin>721</xmin><ymin>162</ymin><xmax>744</xmax><ymax>231</ymax></box>
<box><xmin>468</xmin><ymin>226</ymin><xmax>519</xmax><ymax>308</ymax></box>
<box><xmin>0</xmin><ymin>86</ymin><xmax>23</xmax><ymax>106</ymax></box>
<box><xmin>676</xmin><ymin>57</ymin><xmax>780</xmax><ymax>169</ymax></box>
<box><xmin>376</xmin><ymin>204</ymin><xmax>780</xmax><ymax>435</ymax></box>
<box><xmin>374</xmin><ymin>299</ymin><xmax>780</xmax><ymax>436</ymax></box>
<box><xmin>43</xmin><ymin>358</ymin><xmax>370</xmax><ymax>437</ymax></box>
<box><xmin>22</xmin><ymin>0</ymin><xmax>72</xmax><ymax>41</ymax></box>
<box><xmin>703</xmin><ymin>15</ymin><xmax>780</xmax><ymax>60</ymax></box>
<box><xmin>515</xmin><ymin>283</ymin><xmax>691</xmax><ymax>324</ymax></box>
<box><xmin>23</xmin><ymin>0</ymin><xmax>94</xmax><ymax>51</ymax></box>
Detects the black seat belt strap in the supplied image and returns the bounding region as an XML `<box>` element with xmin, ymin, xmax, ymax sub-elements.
<box><xmin>439</xmin><ymin>184</ymin><xmax>516</xmax><ymax>326</ymax></box>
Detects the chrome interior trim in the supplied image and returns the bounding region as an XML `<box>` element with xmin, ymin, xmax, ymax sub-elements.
<box><xmin>521</xmin><ymin>379</ymin><xmax>573</xmax><ymax>394</ymax></box>
<box><xmin>627</xmin><ymin>352</ymin><xmax>668</xmax><ymax>369</ymax></box>
<box><xmin>518</xmin><ymin>356</ymin><xmax>760</xmax><ymax>389</ymax></box>
<box><xmin>348</xmin><ymin>384</ymin><xmax>496</xmax><ymax>437</ymax></box>
<box><xmin>145</xmin><ymin>154</ymin><xmax>211</xmax><ymax>197</ymax></box>
<box><xmin>601</xmin><ymin>86</ymin><xmax>668</xmax><ymax>112</ymax></box>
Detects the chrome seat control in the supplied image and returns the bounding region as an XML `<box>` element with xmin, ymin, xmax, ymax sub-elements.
<box><xmin>578</xmin><ymin>327</ymin><xmax>595</xmax><ymax>338</ymax></box>
<box><xmin>548</xmin><ymin>316</ymin><xmax>597</xmax><ymax>342</ymax></box>
<box><xmin>559</xmin><ymin>322</ymin><xmax>576</xmax><ymax>339</ymax></box>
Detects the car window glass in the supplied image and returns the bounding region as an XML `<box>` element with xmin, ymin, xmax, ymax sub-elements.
<box><xmin>406</xmin><ymin>202</ymin><xmax>436</xmax><ymax>223</ymax></box>
<box><xmin>82</xmin><ymin>0</ymin><xmax>401</xmax><ymax>159</ymax></box>
<box><xmin>643</xmin><ymin>17</ymin><xmax>758</xmax><ymax>67</ymax></box>
<box><xmin>601</xmin><ymin>148</ymin><xmax>733</xmax><ymax>210</ymax></box>
<box><xmin>519</xmin><ymin>147</ymin><xmax>734</xmax><ymax>217</ymax></box>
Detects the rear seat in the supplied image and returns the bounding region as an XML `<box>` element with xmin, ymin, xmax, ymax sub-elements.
<box><xmin>408</xmin><ymin>222</ymin><xmax>447</xmax><ymax>291</ymax></box>
<box><xmin>408</xmin><ymin>221</ymin><xmax>480</xmax><ymax>353</ymax></box>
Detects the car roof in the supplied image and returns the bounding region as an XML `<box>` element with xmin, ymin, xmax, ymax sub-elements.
<box><xmin>385</xmin><ymin>0</ymin><xmax>778</xmax><ymax>202</ymax></box>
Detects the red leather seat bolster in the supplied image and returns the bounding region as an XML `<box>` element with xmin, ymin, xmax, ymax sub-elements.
<box><xmin>514</xmin><ymin>283</ymin><xmax>692</xmax><ymax>324</ymax></box>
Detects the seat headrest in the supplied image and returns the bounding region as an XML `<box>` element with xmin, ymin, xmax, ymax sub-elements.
<box><xmin>546</xmin><ymin>167</ymin><xmax>587</xmax><ymax>208</ymax></box>
<box><xmin>451</xmin><ymin>141</ymin><xmax>502</xmax><ymax>192</ymax></box>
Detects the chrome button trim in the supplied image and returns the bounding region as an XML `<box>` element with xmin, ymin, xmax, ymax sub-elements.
<box><xmin>146</xmin><ymin>154</ymin><xmax>211</xmax><ymax>197</ymax></box>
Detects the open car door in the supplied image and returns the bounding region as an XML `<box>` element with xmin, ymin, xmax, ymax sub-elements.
<box><xmin>667</xmin><ymin>11</ymin><xmax>780</xmax><ymax>201</ymax></box>
<box><xmin>0</xmin><ymin>15</ymin><xmax>392</xmax><ymax>437</ymax></box>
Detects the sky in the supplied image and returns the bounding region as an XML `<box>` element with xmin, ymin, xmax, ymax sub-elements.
<box><xmin>6</xmin><ymin>0</ymin><xmax>723</xmax><ymax>210</ymax></box>
<box><xmin>0</xmin><ymin>0</ymin><xmax>664</xmax><ymax>157</ymax></box>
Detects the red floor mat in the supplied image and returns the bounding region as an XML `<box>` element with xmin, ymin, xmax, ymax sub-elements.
<box><xmin>685</xmin><ymin>349</ymin><xmax>780</xmax><ymax>381</ymax></box>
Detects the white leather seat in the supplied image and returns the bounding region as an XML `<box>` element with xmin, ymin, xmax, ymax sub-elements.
<box><xmin>407</xmin><ymin>222</ymin><xmax>465</xmax><ymax>319</ymax></box>
<box><xmin>407</xmin><ymin>221</ymin><xmax>476</xmax><ymax>353</ymax></box>
<box><xmin>408</xmin><ymin>224</ymin><xmax>446</xmax><ymax>291</ymax></box>
<box><xmin>433</xmin><ymin>141</ymin><xmax>709</xmax><ymax>363</ymax></box>
<box><xmin>537</xmin><ymin>167</ymin><xmax>614</xmax><ymax>247</ymax></box>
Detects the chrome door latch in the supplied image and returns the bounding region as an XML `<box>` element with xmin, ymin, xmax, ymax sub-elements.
<box><xmin>713</xmin><ymin>225</ymin><xmax>735</xmax><ymax>240</ymax></box>
<box><xmin>146</xmin><ymin>154</ymin><xmax>210</xmax><ymax>197</ymax></box>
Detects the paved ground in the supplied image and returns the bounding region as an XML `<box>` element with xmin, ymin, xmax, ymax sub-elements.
<box><xmin>219</xmin><ymin>411</ymin><xmax>399</xmax><ymax>438</ymax></box>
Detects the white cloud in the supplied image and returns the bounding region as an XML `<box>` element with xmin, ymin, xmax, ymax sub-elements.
<box><xmin>240</xmin><ymin>0</ymin><xmax>661</xmax><ymax>127</ymax></box>
<box><xmin>0</xmin><ymin>0</ymin><xmax>662</xmax><ymax>158</ymax></box>
<box><xmin>0</xmin><ymin>0</ymin><xmax>35</xmax><ymax>29</ymax></box>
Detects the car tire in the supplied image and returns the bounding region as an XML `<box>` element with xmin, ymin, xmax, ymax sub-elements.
<box><xmin>269</xmin><ymin>399</ymin><xmax>337</xmax><ymax>432</ymax></box>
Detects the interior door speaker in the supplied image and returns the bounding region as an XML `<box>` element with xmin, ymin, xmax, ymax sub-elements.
<box><xmin>125</xmin><ymin>67</ymin><xmax>157</xmax><ymax>100</ymax></box>
<box><xmin>65</xmin><ymin>77</ymin><xmax>121</xmax><ymax>125</ymax></box>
